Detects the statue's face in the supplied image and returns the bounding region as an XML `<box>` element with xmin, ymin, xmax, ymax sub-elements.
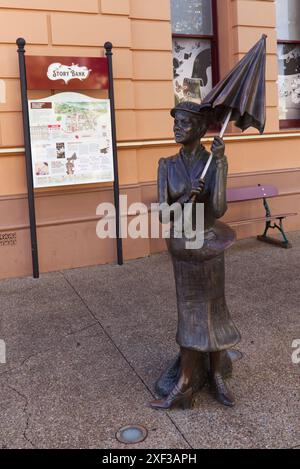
<box><xmin>173</xmin><ymin>111</ymin><xmax>207</xmax><ymax>145</ymax></box>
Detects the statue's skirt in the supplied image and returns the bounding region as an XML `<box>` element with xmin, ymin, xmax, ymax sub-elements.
<box><xmin>166</xmin><ymin>221</ymin><xmax>241</xmax><ymax>352</ymax></box>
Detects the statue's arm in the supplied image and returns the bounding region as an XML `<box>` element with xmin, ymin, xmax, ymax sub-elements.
<box><xmin>157</xmin><ymin>158</ymin><xmax>170</xmax><ymax>223</ymax></box>
<box><xmin>158</xmin><ymin>158</ymin><xmax>168</xmax><ymax>205</ymax></box>
<box><xmin>211</xmin><ymin>156</ymin><xmax>228</xmax><ymax>219</ymax></box>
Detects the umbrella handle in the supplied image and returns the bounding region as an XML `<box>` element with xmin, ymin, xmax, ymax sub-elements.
<box><xmin>190</xmin><ymin>109</ymin><xmax>232</xmax><ymax>204</ymax></box>
<box><xmin>201</xmin><ymin>109</ymin><xmax>232</xmax><ymax>179</ymax></box>
<box><xmin>219</xmin><ymin>109</ymin><xmax>232</xmax><ymax>138</ymax></box>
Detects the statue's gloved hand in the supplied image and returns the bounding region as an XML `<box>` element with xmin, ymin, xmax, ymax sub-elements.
<box><xmin>190</xmin><ymin>179</ymin><xmax>205</xmax><ymax>200</ymax></box>
<box><xmin>211</xmin><ymin>136</ymin><xmax>225</xmax><ymax>160</ymax></box>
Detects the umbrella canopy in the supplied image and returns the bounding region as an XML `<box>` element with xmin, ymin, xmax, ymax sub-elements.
<box><xmin>203</xmin><ymin>35</ymin><xmax>267</xmax><ymax>134</ymax></box>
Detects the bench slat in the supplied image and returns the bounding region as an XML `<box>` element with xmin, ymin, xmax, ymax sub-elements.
<box><xmin>228</xmin><ymin>212</ymin><xmax>297</xmax><ymax>227</ymax></box>
<box><xmin>227</xmin><ymin>184</ymin><xmax>278</xmax><ymax>202</ymax></box>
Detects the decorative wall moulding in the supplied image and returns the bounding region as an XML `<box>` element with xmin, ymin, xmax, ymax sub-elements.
<box><xmin>2</xmin><ymin>130</ymin><xmax>300</xmax><ymax>156</ymax></box>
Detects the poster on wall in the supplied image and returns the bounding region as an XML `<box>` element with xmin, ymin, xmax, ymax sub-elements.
<box><xmin>171</xmin><ymin>0</ymin><xmax>213</xmax><ymax>36</ymax></box>
<box><xmin>172</xmin><ymin>38</ymin><xmax>212</xmax><ymax>105</ymax></box>
<box><xmin>278</xmin><ymin>44</ymin><xmax>300</xmax><ymax>120</ymax></box>
<box><xmin>28</xmin><ymin>92</ymin><xmax>114</xmax><ymax>188</ymax></box>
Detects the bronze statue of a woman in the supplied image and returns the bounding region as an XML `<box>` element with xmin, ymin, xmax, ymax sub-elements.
<box><xmin>150</xmin><ymin>101</ymin><xmax>241</xmax><ymax>410</ymax></box>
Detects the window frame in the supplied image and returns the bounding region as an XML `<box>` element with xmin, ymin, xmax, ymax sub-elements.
<box><xmin>171</xmin><ymin>0</ymin><xmax>220</xmax><ymax>97</ymax></box>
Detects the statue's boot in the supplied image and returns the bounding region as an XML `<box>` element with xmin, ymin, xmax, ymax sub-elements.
<box><xmin>149</xmin><ymin>384</ymin><xmax>193</xmax><ymax>410</ymax></box>
<box><xmin>209</xmin><ymin>351</ymin><xmax>235</xmax><ymax>407</ymax></box>
<box><xmin>150</xmin><ymin>347</ymin><xmax>199</xmax><ymax>410</ymax></box>
<box><xmin>209</xmin><ymin>372</ymin><xmax>235</xmax><ymax>407</ymax></box>
<box><xmin>155</xmin><ymin>350</ymin><xmax>233</xmax><ymax>398</ymax></box>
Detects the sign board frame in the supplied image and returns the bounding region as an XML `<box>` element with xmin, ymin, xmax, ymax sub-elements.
<box><xmin>16</xmin><ymin>38</ymin><xmax>123</xmax><ymax>278</ymax></box>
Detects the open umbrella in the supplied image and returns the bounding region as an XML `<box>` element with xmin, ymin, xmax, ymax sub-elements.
<box><xmin>199</xmin><ymin>34</ymin><xmax>267</xmax><ymax>181</ymax></box>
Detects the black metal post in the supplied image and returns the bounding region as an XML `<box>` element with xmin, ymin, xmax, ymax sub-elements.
<box><xmin>104</xmin><ymin>42</ymin><xmax>123</xmax><ymax>265</ymax></box>
<box><xmin>16</xmin><ymin>37</ymin><xmax>39</xmax><ymax>278</ymax></box>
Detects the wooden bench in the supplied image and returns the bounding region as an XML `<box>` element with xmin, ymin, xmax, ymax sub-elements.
<box><xmin>226</xmin><ymin>184</ymin><xmax>297</xmax><ymax>249</ymax></box>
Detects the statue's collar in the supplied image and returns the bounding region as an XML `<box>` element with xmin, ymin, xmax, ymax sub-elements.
<box><xmin>178</xmin><ymin>144</ymin><xmax>210</xmax><ymax>181</ymax></box>
<box><xmin>180</xmin><ymin>144</ymin><xmax>206</xmax><ymax>162</ymax></box>
<box><xmin>179</xmin><ymin>143</ymin><xmax>206</xmax><ymax>165</ymax></box>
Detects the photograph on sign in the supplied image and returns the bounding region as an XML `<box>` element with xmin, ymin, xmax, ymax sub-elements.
<box><xmin>28</xmin><ymin>92</ymin><xmax>114</xmax><ymax>188</ymax></box>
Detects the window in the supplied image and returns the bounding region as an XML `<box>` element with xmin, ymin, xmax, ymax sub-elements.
<box><xmin>276</xmin><ymin>0</ymin><xmax>300</xmax><ymax>128</ymax></box>
<box><xmin>171</xmin><ymin>0</ymin><xmax>219</xmax><ymax>105</ymax></box>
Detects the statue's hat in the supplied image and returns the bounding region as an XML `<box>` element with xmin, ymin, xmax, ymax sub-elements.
<box><xmin>170</xmin><ymin>101</ymin><xmax>212</xmax><ymax>118</ymax></box>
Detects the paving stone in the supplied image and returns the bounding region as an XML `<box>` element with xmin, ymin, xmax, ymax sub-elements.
<box><xmin>0</xmin><ymin>326</ymin><xmax>188</xmax><ymax>449</ymax></box>
<box><xmin>0</xmin><ymin>273</ymin><xmax>95</xmax><ymax>373</ymax></box>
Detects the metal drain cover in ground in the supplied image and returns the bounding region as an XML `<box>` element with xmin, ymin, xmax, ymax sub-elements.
<box><xmin>228</xmin><ymin>349</ymin><xmax>243</xmax><ymax>362</ymax></box>
<box><xmin>116</xmin><ymin>425</ymin><xmax>148</xmax><ymax>444</ymax></box>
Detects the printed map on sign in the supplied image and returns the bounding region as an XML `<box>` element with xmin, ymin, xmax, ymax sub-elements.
<box><xmin>28</xmin><ymin>92</ymin><xmax>114</xmax><ymax>188</ymax></box>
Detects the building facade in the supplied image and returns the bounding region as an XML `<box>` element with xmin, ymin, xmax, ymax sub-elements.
<box><xmin>0</xmin><ymin>0</ymin><xmax>299</xmax><ymax>279</ymax></box>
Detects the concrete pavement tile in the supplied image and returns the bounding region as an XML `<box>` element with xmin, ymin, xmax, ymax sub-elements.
<box><xmin>62</xmin><ymin>259</ymin><xmax>180</xmax><ymax>377</ymax></box>
<box><xmin>1</xmin><ymin>327</ymin><xmax>189</xmax><ymax>449</ymax></box>
<box><xmin>168</xmin><ymin>363</ymin><xmax>299</xmax><ymax>449</ymax></box>
<box><xmin>229</xmin><ymin>360</ymin><xmax>299</xmax><ymax>415</ymax></box>
<box><xmin>102</xmin><ymin>326</ymin><xmax>179</xmax><ymax>389</ymax></box>
<box><xmin>4</xmin><ymin>325</ymin><xmax>136</xmax><ymax>400</ymax></box>
<box><xmin>0</xmin><ymin>272</ymin><xmax>95</xmax><ymax>372</ymax></box>
<box><xmin>169</xmin><ymin>397</ymin><xmax>259</xmax><ymax>449</ymax></box>
<box><xmin>241</xmin><ymin>411</ymin><xmax>300</xmax><ymax>449</ymax></box>
<box><xmin>227</xmin><ymin>319</ymin><xmax>294</xmax><ymax>370</ymax></box>
<box><xmin>0</xmin><ymin>381</ymin><xmax>34</xmax><ymax>448</ymax></box>
<box><xmin>171</xmin><ymin>404</ymin><xmax>298</xmax><ymax>449</ymax></box>
<box><xmin>63</xmin><ymin>265</ymin><xmax>181</xmax><ymax>390</ymax></box>
<box><xmin>24</xmin><ymin>375</ymin><xmax>190</xmax><ymax>449</ymax></box>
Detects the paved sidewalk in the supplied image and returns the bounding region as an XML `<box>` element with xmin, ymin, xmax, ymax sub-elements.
<box><xmin>0</xmin><ymin>233</ymin><xmax>299</xmax><ymax>449</ymax></box>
